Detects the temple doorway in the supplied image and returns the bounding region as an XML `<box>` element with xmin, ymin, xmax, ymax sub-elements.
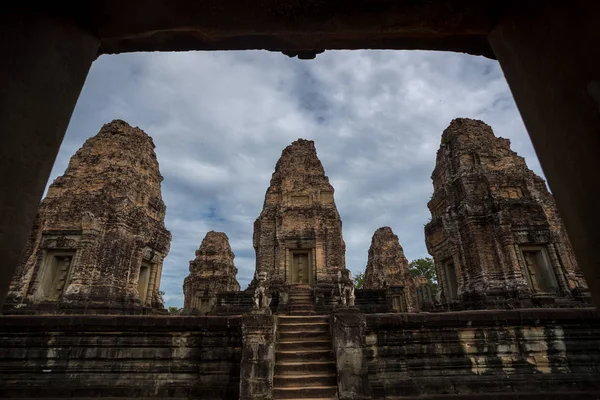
<box><xmin>290</xmin><ymin>251</ymin><xmax>312</xmax><ymax>285</ymax></box>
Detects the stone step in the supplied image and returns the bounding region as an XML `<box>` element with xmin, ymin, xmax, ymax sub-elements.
<box><xmin>278</xmin><ymin>322</ymin><xmax>328</xmax><ymax>333</ymax></box>
<box><xmin>287</xmin><ymin>304</ymin><xmax>315</xmax><ymax>309</ymax></box>
<box><xmin>287</xmin><ymin>307</ymin><xmax>318</xmax><ymax>314</ymax></box>
<box><xmin>275</xmin><ymin>398</ymin><xmax>337</xmax><ymax>400</ymax></box>
<box><xmin>278</xmin><ymin>339</ymin><xmax>332</xmax><ymax>351</ymax></box>
<box><xmin>288</xmin><ymin>311</ymin><xmax>318</xmax><ymax>316</ymax></box>
<box><xmin>273</xmin><ymin>385</ymin><xmax>338</xmax><ymax>399</ymax></box>
<box><xmin>275</xmin><ymin>361</ymin><xmax>337</xmax><ymax>376</ymax></box>
<box><xmin>288</xmin><ymin>310</ymin><xmax>317</xmax><ymax>316</ymax></box>
<box><xmin>278</xmin><ymin>330</ymin><xmax>330</xmax><ymax>341</ymax></box>
<box><xmin>287</xmin><ymin>301</ymin><xmax>314</xmax><ymax>305</ymax></box>
<box><xmin>287</xmin><ymin>307</ymin><xmax>316</xmax><ymax>312</ymax></box>
<box><xmin>278</xmin><ymin>315</ymin><xmax>329</xmax><ymax>324</ymax></box>
<box><xmin>274</xmin><ymin>373</ymin><xmax>337</xmax><ymax>387</ymax></box>
<box><xmin>276</xmin><ymin>349</ymin><xmax>334</xmax><ymax>362</ymax></box>
<box><xmin>277</xmin><ymin>396</ymin><xmax>338</xmax><ymax>400</ymax></box>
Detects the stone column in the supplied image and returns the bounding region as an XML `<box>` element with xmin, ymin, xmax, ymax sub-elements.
<box><xmin>489</xmin><ymin>2</ymin><xmax>600</xmax><ymax>305</ymax></box>
<box><xmin>0</xmin><ymin>11</ymin><xmax>99</xmax><ymax>305</ymax></box>
<box><xmin>240</xmin><ymin>314</ymin><xmax>276</xmax><ymax>400</ymax></box>
<box><xmin>330</xmin><ymin>309</ymin><xmax>372</xmax><ymax>399</ymax></box>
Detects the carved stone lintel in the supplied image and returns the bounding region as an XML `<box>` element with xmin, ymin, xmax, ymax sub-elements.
<box><xmin>40</xmin><ymin>234</ymin><xmax>79</xmax><ymax>249</ymax></box>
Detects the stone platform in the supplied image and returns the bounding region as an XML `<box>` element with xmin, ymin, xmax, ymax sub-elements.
<box><xmin>1</xmin><ymin>308</ymin><xmax>600</xmax><ymax>399</ymax></box>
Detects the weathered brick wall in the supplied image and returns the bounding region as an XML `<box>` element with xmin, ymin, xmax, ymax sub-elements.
<box><xmin>365</xmin><ymin>308</ymin><xmax>600</xmax><ymax>398</ymax></box>
<box><xmin>0</xmin><ymin>315</ymin><xmax>242</xmax><ymax>399</ymax></box>
<box><xmin>1</xmin><ymin>310</ymin><xmax>599</xmax><ymax>399</ymax></box>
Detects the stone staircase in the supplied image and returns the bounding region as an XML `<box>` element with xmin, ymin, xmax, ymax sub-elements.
<box><xmin>273</xmin><ymin>314</ymin><xmax>338</xmax><ymax>399</ymax></box>
<box><xmin>287</xmin><ymin>286</ymin><xmax>316</xmax><ymax>315</ymax></box>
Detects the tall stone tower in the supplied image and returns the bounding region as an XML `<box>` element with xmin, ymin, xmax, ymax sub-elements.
<box><xmin>425</xmin><ymin>118</ymin><xmax>588</xmax><ymax>309</ymax></box>
<box><xmin>253</xmin><ymin>139</ymin><xmax>347</xmax><ymax>292</ymax></box>
<box><xmin>5</xmin><ymin>120</ymin><xmax>171</xmax><ymax>314</ymax></box>
<box><xmin>364</xmin><ymin>227</ymin><xmax>431</xmax><ymax>312</ymax></box>
<box><xmin>364</xmin><ymin>227</ymin><xmax>410</xmax><ymax>289</ymax></box>
<box><xmin>183</xmin><ymin>231</ymin><xmax>240</xmax><ymax>313</ymax></box>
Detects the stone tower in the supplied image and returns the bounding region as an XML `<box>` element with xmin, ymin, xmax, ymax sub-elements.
<box><xmin>364</xmin><ymin>227</ymin><xmax>431</xmax><ymax>312</ymax></box>
<box><xmin>364</xmin><ymin>227</ymin><xmax>410</xmax><ymax>289</ymax></box>
<box><xmin>425</xmin><ymin>118</ymin><xmax>588</xmax><ymax>309</ymax></box>
<box><xmin>253</xmin><ymin>139</ymin><xmax>347</xmax><ymax>292</ymax></box>
<box><xmin>183</xmin><ymin>231</ymin><xmax>240</xmax><ymax>313</ymax></box>
<box><xmin>5</xmin><ymin>120</ymin><xmax>171</xmax><ymax>313</ymax></box>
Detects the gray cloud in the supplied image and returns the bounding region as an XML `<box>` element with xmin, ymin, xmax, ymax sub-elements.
<box><xmin>50</xmin><ymin>50</ymin><xmax>543</xmax><ymax>307</ymax></box>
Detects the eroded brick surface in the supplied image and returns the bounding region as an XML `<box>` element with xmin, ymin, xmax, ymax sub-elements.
<box><xmin>252</xmin><ymin>139</ymin><xmax>349</xmax><ymax>292</ymax></box>
<box><xmin>364</xmin><ymin>227</ymin><xmax>429</xmax><ymax>312</ymax></box>
<box><xmin>425</xmin><ymin>118</ymin><xmax>588</xmax><ymax>309</ymax></box>
<box><xmin>183</xmin><ymin>231</ymin><xmax>240</xmax><ymax>312</ymax></box>
<box><xmin>5</xmin><ymin>120</ymin><xmax>171</xmax><ymax>313</ymax></box>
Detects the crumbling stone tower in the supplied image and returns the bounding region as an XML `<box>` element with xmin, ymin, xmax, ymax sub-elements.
<box><xmin>364</xmin><ymin>227</ymin><xmax>432</xmax><ymax>312</ymax></box>
<box><xmin>425</xmin><ymin>118</ymin><xmax>588</xmax><ymax>309</ymax></box>
<box><xmin>4</xmin><ymin>120</ymin><xmax>171</xmax><ymax>313</ymax></box>
<box><xmin>183</xmin><ymin>231</ymin><xmax>240</xmax><ymax>313</ymax></box>
<box><xmin>253</xmin><ymin>139</ymin><xmax>348</xmax><ymax>294</ymax></box>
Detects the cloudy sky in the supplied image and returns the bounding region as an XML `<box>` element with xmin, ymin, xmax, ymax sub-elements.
<box><xmin>50</xmin><ymin>50</ymin><xmax>544</xmax><ymax>308</ymax></box>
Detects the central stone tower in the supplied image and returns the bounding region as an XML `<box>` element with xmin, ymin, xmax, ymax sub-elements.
<box><xmin>253</xmin><ymin>139</ymin><xmax>347</xmax><ymax>295</ymax></box>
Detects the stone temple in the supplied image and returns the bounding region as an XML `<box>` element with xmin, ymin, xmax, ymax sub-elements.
<box><xmin>364</xmin><ymin>226</ymin><xmax>432</xmax><ymax>312</ymax></box>
<box><xmin>252</xmin><ymin>138</ymin><xmax>352</xmax><ymax>312</ymax></box>
<box><xmin>425</xmin><ymin>118</ymin><xmax>589</xmax><ymax>309</ymax></box>
<box><xmin>183</xmin><ymin>231</ymin><xmax>240</xmax><ymax>313</ymax></box>
<box><xmin>3</xmin><ymin>120</ymin><xmax>171</xmax><ymax>314</ymax></box>
<box><xmin>1</xmin><ymin>120</ymin><xmax>599</xmax><ymax>399</ymax></box>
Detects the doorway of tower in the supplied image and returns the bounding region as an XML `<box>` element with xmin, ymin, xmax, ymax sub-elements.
<box><xmin>290</xmin><ymin>250</ymin><xmax>312</xmax><ymax>285</ymax></box>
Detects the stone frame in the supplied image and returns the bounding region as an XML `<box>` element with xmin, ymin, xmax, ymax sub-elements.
<box><xmin>27</xmin><ymin>232</ymin><xmax>83</xmax><ymax>300</ymax></box>
<box><xmin>513</xmin><ymin>229</ymin><xmax>572</xmax><ymax>297</ymax></box>
<box><xmin>517</xmin><ymin>244</ymin><xmax>561</xmax><ymax>296</ymax></box>
<box><xmin>287</xmin><ymin>249</ymin><xmax>313</xmax><ymax>285</ymax></box>
<box><xmin>282</xmin><ymin>238</ymin><xmax>317</xmax><ymax>285</ymax></box>
<box><xmin>138</xmin><ymin>247</ymin><xmax>162</xmax><ymax>306</ymax></box>
<box><xmin>33</xmin><ymin>248</ymin><xmax>77</xmax><ymax>302</ymax></box>
<box><xmin>440</xmin><ymin>257</ymin><xmax>459</xmax><ymax>302</ymax></box>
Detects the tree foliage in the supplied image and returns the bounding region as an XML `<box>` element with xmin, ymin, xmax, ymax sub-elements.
<box><xmin>408</xmin><ymin>257</ymin><xmax>437</xmax><ymax>283</ymax></box>
<box><xmin>167</xmin><ymin>306</ymin><xmax>180</xmax><ymax>314</ymax></box>
<box><xmin>409</xmin><ymin>257</ymin><xmax>438</xmax><ymax>296</ymax></box>
<box><xmin>353</xmin><ymin>271</ymin><xmax>365</xmax><ymax>289</ymax></box>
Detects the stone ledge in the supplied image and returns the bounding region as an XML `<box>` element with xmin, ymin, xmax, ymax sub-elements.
<box><xmin>366</xmin><ymin>307</ymin><xmax>600</xmax><ymax>329</ymax></box>
<box><xmin>0</xmin><ymin>315</ymin><xmax>242</xmax><ymax>332</ymax></box>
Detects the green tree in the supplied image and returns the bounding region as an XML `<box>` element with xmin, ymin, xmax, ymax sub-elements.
<box><xmin>353</xmin><ymin>271</ymin><xmax>365</xmax><ymax>289</ymax></box>
<box><xmin>409</xmin><ymin>257</ymin><xmax>438</xmax><ymax>295</ymax></box>
<box><xmin>409</xmin><ymin>257</ymin><xmax>436</xmax><ymax>282</ymax></box>
<box><xmin>168</xmin><ymin>306</ymin><xmax>180</xmax><ymax>314</ymax></box>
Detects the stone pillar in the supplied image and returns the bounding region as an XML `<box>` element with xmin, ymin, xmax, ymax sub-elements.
<box><xmin>330</xmin><ymin>310</ymin><xmax>372</xmax><ymax>399</ymax></box>
<box><xmin>489</xmin><ymin>3</ymin><xmax>600</xmax><ymax>305</ymax></box>
<box><xmin>240</xmin><ymin>314</ymin><xmax>276</xmax><ymax>400</ymax></box>
<box><xmin>0</xmin><ymin>11</ymin><xmax>98</xmax><ymax>305</ymax></box>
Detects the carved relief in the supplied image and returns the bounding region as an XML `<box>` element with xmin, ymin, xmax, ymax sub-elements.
<box><xmin>5</xmin><ymin>120</ymin><xmax>171</xmax><ymax>313</ymax></box>
<box><xmin>425</xmin><ymin>118</ymin><xmax>588</xmax><ymax>308</ymax></box>
<box><xmin>183</xmin><ymin>231</ymin><xmax>240</xmax><ymax>312</ymax></box>
<box><xmin>364</xmin><ymin>227</ymin><xmax>430</xmax><ymax>312</ymax></box>
<box><xmin>252</xmin><ymin>139</ymin><xmax>349</xmax><ymax>290</ymax></box>
<box><xmin>291</xmin><ymin>195</ymin><xmax>310</xmax><ymax>206</ymax></box>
